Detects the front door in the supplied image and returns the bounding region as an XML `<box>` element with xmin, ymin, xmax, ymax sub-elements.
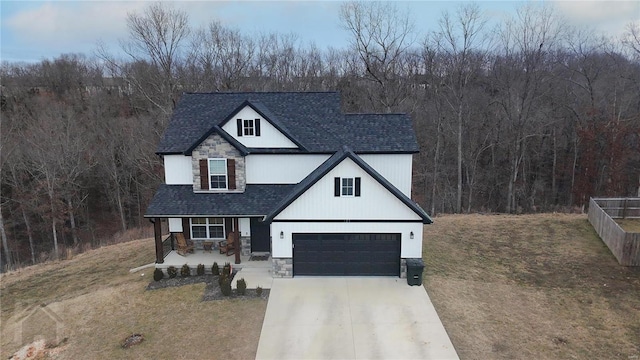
<box><xmin>250</xmin><ymin>218</ymin><xmax>271</xmax><ymax>252</ymax></box>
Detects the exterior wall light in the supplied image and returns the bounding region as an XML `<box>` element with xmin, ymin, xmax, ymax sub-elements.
<box><xmin>410</xmin><ymin>231</ymin><xmax>414</xmax><ymax>239</ymax></box>
<box><xmin>280</xmin><ymin>231</ymin><xmax>284</xmax><ymax>239</ymax></box>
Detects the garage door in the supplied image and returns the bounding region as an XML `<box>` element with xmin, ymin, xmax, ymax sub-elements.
<box><xmin>293</xmin><ymin>233</ymin><xmax>401</xmax><ymax>276</ymax></box>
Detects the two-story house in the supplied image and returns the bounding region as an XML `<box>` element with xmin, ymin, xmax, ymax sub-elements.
<box><xmin>144</xmin><ymin>92</ymin><xmax>431</xmax><ymax>277</ymax></box>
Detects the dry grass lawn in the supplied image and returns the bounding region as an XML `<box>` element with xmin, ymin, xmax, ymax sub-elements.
<box><xmin>0</xmin><ymin>238</ymin><xmax>267</xmax><ymax>359</ymax></box>
<box><xmin>423</xmin><ymin>214</ymin><xmax>640</xmax><ymax>360</ymax></box>
<box><xmin>615</xmin><ymin>218</ymin><xmax>640</xmax><ymax>233</ymax></box>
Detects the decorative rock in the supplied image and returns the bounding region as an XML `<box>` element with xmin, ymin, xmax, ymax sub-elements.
<box><xmin>122</xmin><ymin>334</ymin><xmax>144</xmax><ymax>349</ymax></box>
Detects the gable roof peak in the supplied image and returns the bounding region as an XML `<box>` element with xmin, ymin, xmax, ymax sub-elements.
<box><xmin>264</xmin><ymin>147</ymin><xmax>432</xmax><ymax>224</ymax></box>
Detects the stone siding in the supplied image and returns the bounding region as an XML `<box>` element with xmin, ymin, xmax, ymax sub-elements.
<box><xmin>191</xmin><ymin>133</ymin><xmax>245</xmax><ymax>191</ymax></box>
<box><xmin>272</xmin><ymin>258</ymin><xmax>293</xmax><ymax>278</ymax></box>
<box><xmin>240</xmin><ymin>236</ymin><xmax>251</xmax><ymax>256</ymax></box>
<box><xmin>400</xmin><ymin>258</ymin><xmax>407</xmax><ymax>279</ymax></box>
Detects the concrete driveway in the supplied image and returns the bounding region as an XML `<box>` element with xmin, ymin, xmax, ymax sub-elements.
<box><xmin>255</xmin><ymin>277</ymin><xmax>459</xmax><ymax>360</ymax></box>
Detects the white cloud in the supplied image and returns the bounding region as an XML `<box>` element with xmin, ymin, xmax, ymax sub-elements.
<box><xmin>5</xmin><ymin>2</ymin><xmax>147</xmax><ymax>52</ymax></box>
<box><xmin>550</xmin><ymin>1</ymin><xmax>640</xmax><ymax>36</ymax></box>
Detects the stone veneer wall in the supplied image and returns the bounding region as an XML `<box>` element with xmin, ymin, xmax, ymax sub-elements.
<box><xmin>272</xmin><ymin>258</ymin><xmax>293</xmax><ymax>278</ymax></box>
<box><xmin>240</xmin><ymin>236</ymin><xmax>251</xmax><ymax>256</ymax></box>
<box><xmin>400</xmin><ymin>258</ymin><xmax>407</xmax><ymax>279</ymax></box>
<box><xmin>191</xmin><ymin>133</ymin><xmax>245</xmax><ymax>191</ymax></box>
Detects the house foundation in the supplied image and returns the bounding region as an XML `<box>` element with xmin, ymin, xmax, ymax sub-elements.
<box><xmin>272</xmin><ymin>258</ymin><xmax>293</xmax><ymax>278</ymax></box>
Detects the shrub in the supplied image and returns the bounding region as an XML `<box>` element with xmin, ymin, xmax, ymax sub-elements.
<box><xmin>153</xmin><ymin>268</ymin><xmax>164</xmax><ymax>281</ymax></box>
<box><xmin>167</xmin><ymin>266</ymin><xmax>178</xmax><ymax>278</ymax></box>
<box><xmin>211</xmin><ymin>262</ymin><xmax>220</xmax><ymax>276</ymax></box>
<box><xmin>256</xmin><ymin>286</ymin><xmax>263</xmax><ymax>297</ymax></box>
<box><xmin>237</xmin><ymin>278</ymin><xmax>247</xmax><ymax>295</ymax></box>
<box><xmin>196</xmin><ymin>264</ymin><xmax>205</xmax><ymax>276</ymax></box>
<box><xmin>218</xmin><ymin>273</ymin><xmax>227</xmax><ymax>287</ymax></box>
<box><xmin>181</xmin><ymin>264</ymin><xmax>191</xmax><ymax>277</ymax></box>
<box><xmin>221</xmin><ymin>277</ymin><xmax>232</xmax><ymax>296</ymax></box>
<box><xmin>222</xmin><ymin>262</ymin><xmax>231</xmax><ymax>277</ymax></box>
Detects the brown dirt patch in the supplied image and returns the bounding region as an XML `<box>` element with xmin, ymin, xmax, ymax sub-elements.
<box><xmin>423</xmin><ymin>214</ymin><xmax>640</xmax><ymax>360</ymax></box>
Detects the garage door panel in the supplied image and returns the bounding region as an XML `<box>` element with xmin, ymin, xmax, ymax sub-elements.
<box><xmin>293</xmin><ymin>233</ymin><xmax>400</xmax><ymax>276</ymax></box>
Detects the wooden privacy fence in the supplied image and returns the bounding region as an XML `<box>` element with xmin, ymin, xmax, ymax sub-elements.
<box><xmin>588</xmin><ymin>198</ymin><xmax>640</xmax><ymax>266</ymax></box>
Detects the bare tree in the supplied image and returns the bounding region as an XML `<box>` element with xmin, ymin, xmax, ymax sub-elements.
<box><xmin>24</xmin><ymin>99</ymin><xmax>92</xmax><ymax>257</ymax></box>
<box><xmin>99</xmin><ymin>2</ymin><xmax>190</xmax><ymax>116</ymax></box>
<box><xmin>189</xmin><ymin>21</ymin><xmax>255</xmax><ymax>91</ymax></box>
<box><xmin>0</xmin><ymin>106</ymin><xmax>15</xmax><ymax>269</ymax></box>
<box><xmin>622</xmin><ymin>22</ymin><xmax>640</xmax><ymax>58</ymax></box>
<box><xmin>431</xmin><ymin>3</ymin><xmax>489</xmax><ymax>212</ymax></box>
<box><xmin>491</xmin><ymin>3</ymin><xmax>564</xmax><ymax>212</ymax></box>
<box><xmin>340</xmin><ymin>1</ymin><xmax>416</xmax><ymax>112</ymax></box>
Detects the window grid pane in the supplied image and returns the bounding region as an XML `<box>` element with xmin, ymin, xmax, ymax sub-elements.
<box><xmin>210</xmin><ymin>175</ymin><xmax>227</xmax><ymax>189</ymax></box>
<box><xmin>209</xmin><ymin>159</ymin><xmax>226</xmax><ymax>174</ymax></box>
<box><xmin>209</xmin><ymin>225</ymin><xmax>224</xmax><ymax>239</ymax></box>
<box><xmin>192</xmin><ymin>226</ymin><xmax>207</xmax><ymax>238</ymax></box>
<box><xmin>342</xmin><ymin>178</ymin><xmax>354</xmax><ymax>196</ymax></box>
<box><xmin>243</xmin><ymin>119</ymin><xmax>254</xmax><ymax>136</ymax></box>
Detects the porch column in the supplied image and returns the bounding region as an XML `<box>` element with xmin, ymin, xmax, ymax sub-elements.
<box><xmin>234</xmin><ymin>217</ymin><xmax>241</xmax><ymax>265</ymax></box>
<box><xmin>154</xmin><ymin>218</ymin><xmax>164</xmax><ymax>264</ymax></box>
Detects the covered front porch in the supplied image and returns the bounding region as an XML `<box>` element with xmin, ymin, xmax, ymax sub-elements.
<box><xmin>151</xmin><ymin>216</ymin><xmax>272</xmax><ymax>267</ymax></box>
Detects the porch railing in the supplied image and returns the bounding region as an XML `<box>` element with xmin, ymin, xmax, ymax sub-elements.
<box><xmin>162</xmin><ymin>235</ymin><xmax>174</xmax><ymax>259</ymax></box>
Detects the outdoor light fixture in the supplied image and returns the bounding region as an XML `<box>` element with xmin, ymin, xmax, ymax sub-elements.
<box><xmin>410</xmin><ymin>231</ymin><xmax>414</xmax><ymax>239</ymax></box>
<box><xmin>280</xmin><ymin>231</ymin><xmax>284</xmax><ymax>239</ymax></box>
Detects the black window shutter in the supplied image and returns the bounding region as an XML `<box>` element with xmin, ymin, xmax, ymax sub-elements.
<box><xmin>255</xmin><ymin>119</ymin><xmax>261</xmax><ymax>136</ymax></box>
<box><xmin>227</xmin><ymin>159</ymin><xmax>236</xmax><ymax>190</ymax></box>
<box><xmin>334</xmin><ymin>177</ymin><xmax>341</xmax><ymax>197</ymax></box>
<box><xmin>237</xmin><ymin>119</ymin><xmax>243</xmax><ymax>137</ymax></box>
<box><xmin>182</xmin><ymin>218</ymin><xmax>191</xmax><ymax>239</ymax></box>
<box><xmin>199</xmin><ymin>159</ymin><xmax>209</xmax><ymax>190</ymax></box>
<box><xmin>355</xmin><ymin>177</ymin><xmax>361</xmax><ymax>197</ymax></box>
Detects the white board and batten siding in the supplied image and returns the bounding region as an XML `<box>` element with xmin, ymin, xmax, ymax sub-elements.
<box><xmin>246</xmin><ymin>154</ymin><xmax>330</xmax><ymax>184</ymax></box>
<box><xmin>271</xmin><ymin>222</ymin><xmax>423</xmax><ymax>258</ymax></box>
<box><xmin>221</xmin><ymin>106</ymin><xmax>298</xmax><ymax>148</ymax></box>
<box><xmin>164</xmin><ymin>155</ymin><xmax>192</xmax><ymax>185</ymax></box>
<box><xmin>359</xmin><ymin>154</ymin><xmax>413</xmax><ymax>196</ymax></box>
<box><xmin>274</xmin><ymin>158</ymin><xmax>421</xmax><ymax>221</ymax></box>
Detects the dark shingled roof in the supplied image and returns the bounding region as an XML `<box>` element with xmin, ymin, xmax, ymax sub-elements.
<box><xmin>156</xmin><ymin>92</ymin><xmax>419</xmax><ymax>154</ymax></box>
<box><xmin>264</xmin><ymin>146</ymin><xmax>433</xmax><ymax>224</ymax></box>
<box><xmin>144</xmin><ymin>184</ymin><xmax>295</xmax><ymax>217</ymax></box>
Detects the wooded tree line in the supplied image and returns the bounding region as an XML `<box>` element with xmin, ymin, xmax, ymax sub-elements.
<box><xmin>1</xmin><ymin>2</ymin><xmax>639</xmax><ymax>269</ymax></box>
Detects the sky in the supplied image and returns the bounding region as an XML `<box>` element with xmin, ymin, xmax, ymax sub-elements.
<box><xmin>1</xmin><ymin>0</ymin><xmax>639</xmax><ymax>63</ymax></box>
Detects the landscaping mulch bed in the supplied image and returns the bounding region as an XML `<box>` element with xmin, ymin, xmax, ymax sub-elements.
<box><xmin>146</xmin><ymin>273</ymin><xmax>270</xmax><ymax>301</ymax></box>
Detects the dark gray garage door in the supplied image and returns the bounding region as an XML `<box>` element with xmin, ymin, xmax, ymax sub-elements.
<box><xmin>292</xmin><ymin>233</ymin><xmax>401</xmax><ymax>276</ymax></box>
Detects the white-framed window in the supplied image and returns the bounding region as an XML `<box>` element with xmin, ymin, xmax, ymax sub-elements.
<box><xmin>341</xmin><ymin>178</ymin><xmax>354</xmax><ymax>196</ymax></box>
<box><xmin>190</xmin><ymin>218</ymin><xmax>225</xmax><ymax>239</ymax></box>
<box><xmin>243</xmin><ymin>119</ymin><xmax>255</xmax><ymax>136</ymax></box>
<box><xmin>334</xmin><ymin>177</ymin><xmax>361</xmax><ymax>197</ymax></box>
<box><xmin>237</xmin><ymin>118</ymin><xmax>261</xmax><ymax>137</ymax></box>
<box><xmin>208</xmin><ymin>158</ymin><xmax>227</xmax><ymax>189</ymax></box>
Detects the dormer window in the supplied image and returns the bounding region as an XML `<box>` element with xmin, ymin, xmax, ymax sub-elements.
<box><xmin>237</xmin><ymin>118</ymin><xmax>261</xmax><ymax>137</ymax></box>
